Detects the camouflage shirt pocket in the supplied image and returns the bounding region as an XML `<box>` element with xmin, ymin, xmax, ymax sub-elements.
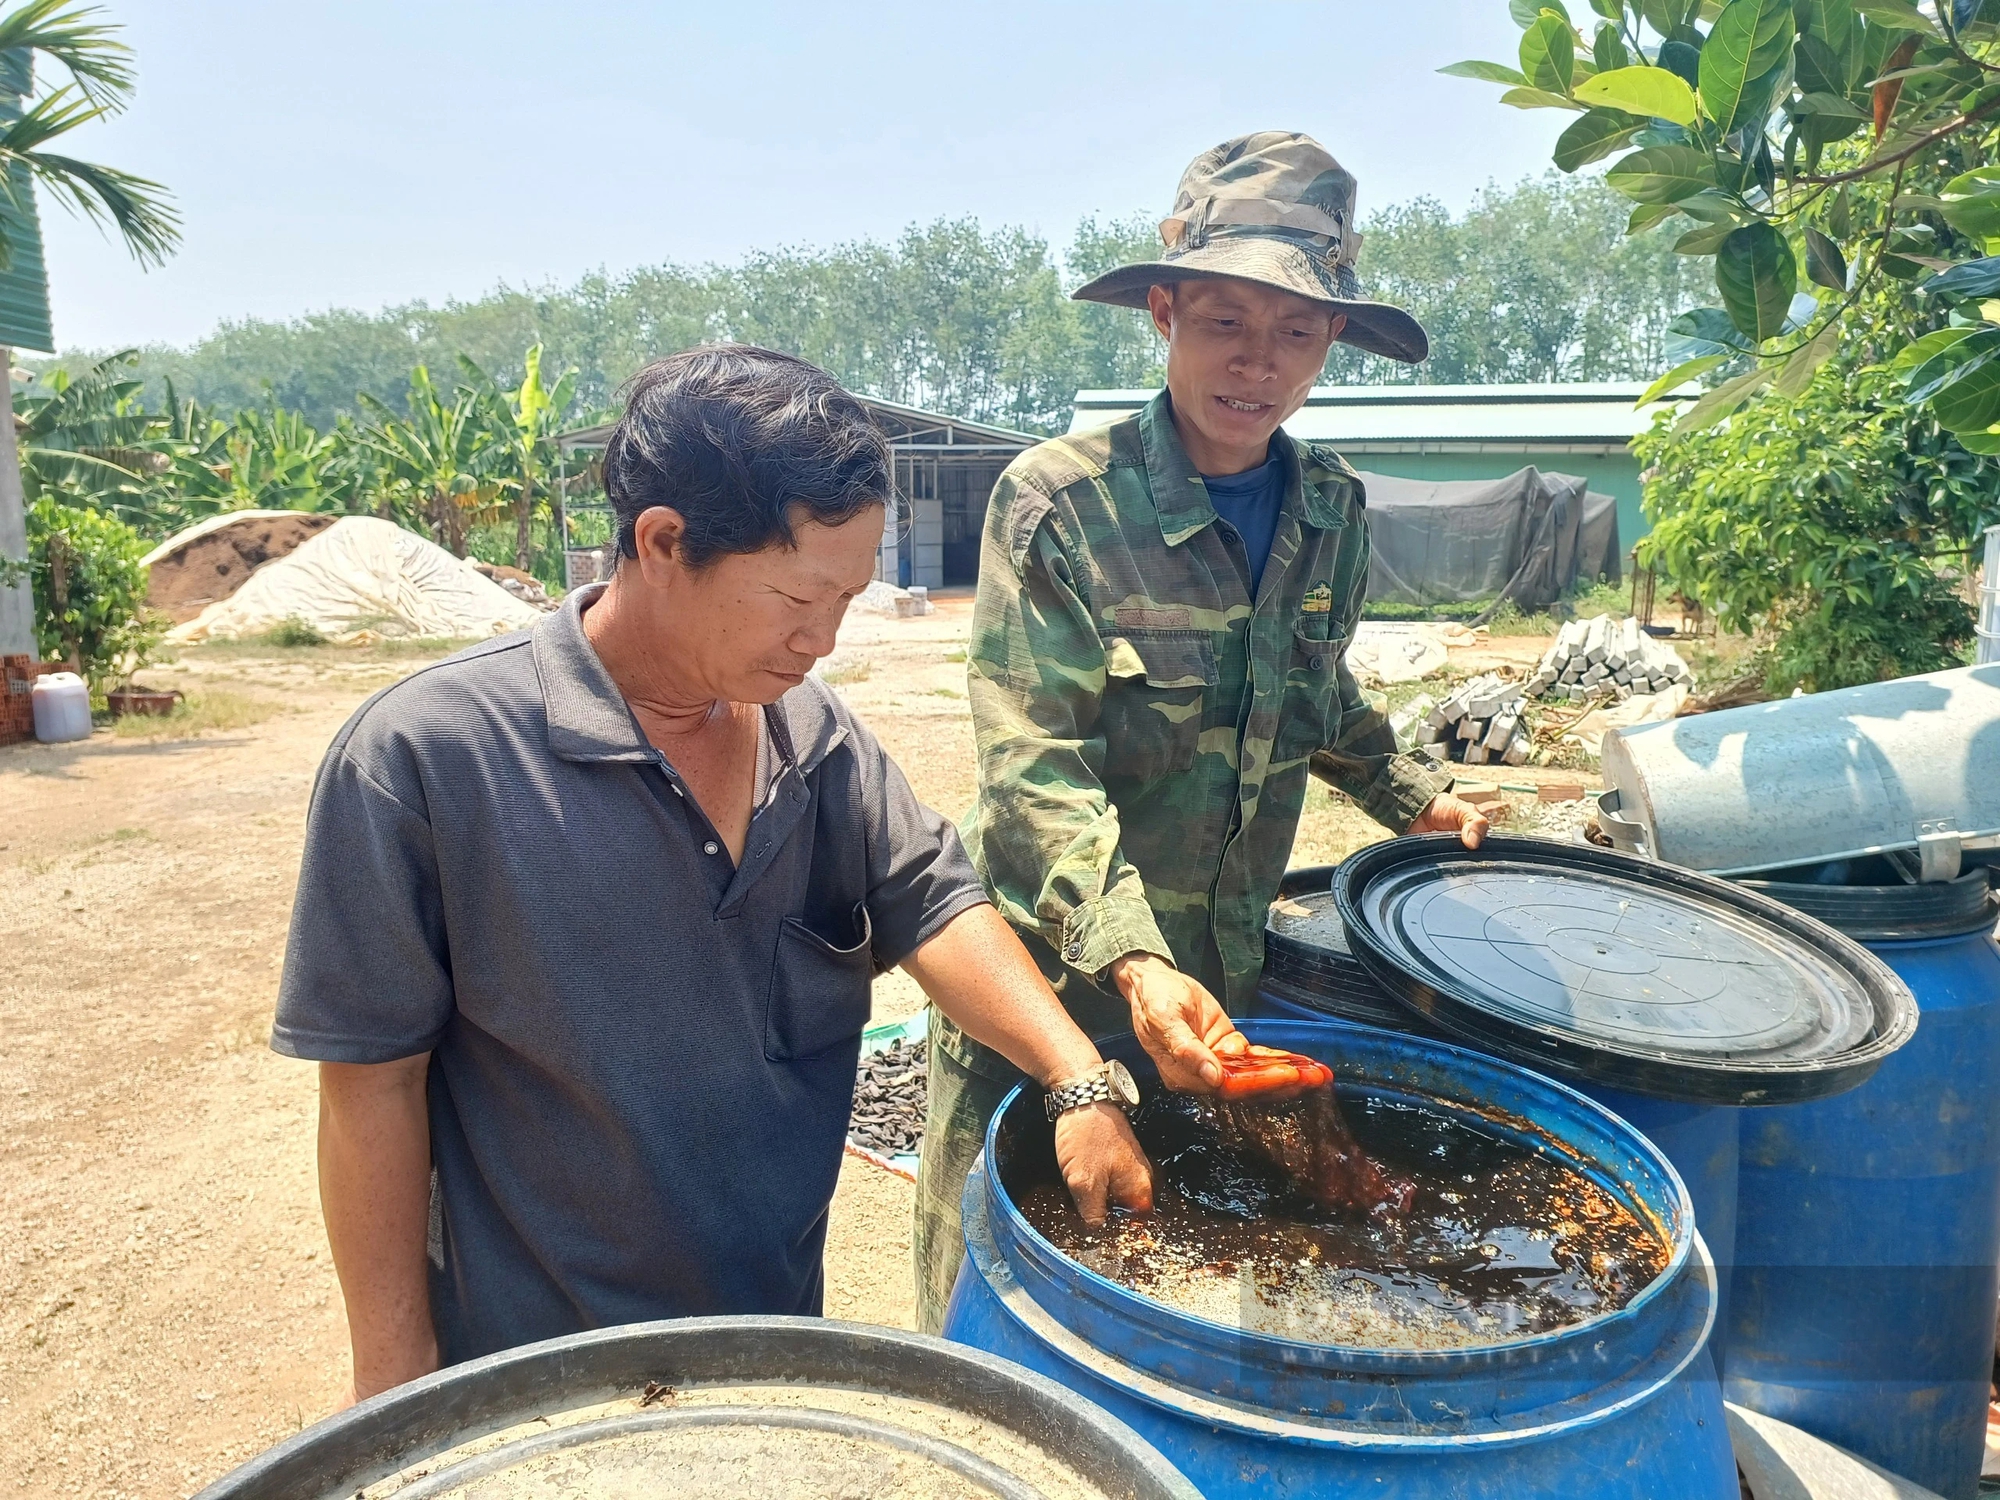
<box><xmin>1099</xmin><ymin>631</ymin><xmax>1217</xmax><ymax>782</ymax></box>
<box><xmin>1272</xmin><ymin>629</ymin><xmax>1347</xmax><ymax>764</ymax></box>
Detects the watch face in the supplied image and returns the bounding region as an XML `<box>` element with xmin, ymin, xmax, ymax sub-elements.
<box><xmin>1106</xmin><ymin>1059</ymin><xmax>1141</xmax><ymax>1109</ymax></box>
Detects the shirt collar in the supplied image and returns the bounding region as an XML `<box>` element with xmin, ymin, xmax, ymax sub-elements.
<box><xmin>533</xmin><ymin>582</ymin><xmax>845</xmax><ymax>773</ymax></box>
<box><xmin>1139</xmin><ymin>390</ymin><xmax>1344</xmax><ymax>546</ymax></box>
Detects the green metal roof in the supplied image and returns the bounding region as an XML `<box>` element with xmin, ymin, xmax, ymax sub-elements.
<box><xmin>1070</xmin><ymin>383</ymin><xmax>1660</xmax><ymax>455</ymax></box>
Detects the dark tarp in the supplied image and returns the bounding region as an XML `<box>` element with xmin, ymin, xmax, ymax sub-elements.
<box><xmin>1355</xmin><ymin>467</ymin><xmax>1621</xmax><ymax>610</ymax></box>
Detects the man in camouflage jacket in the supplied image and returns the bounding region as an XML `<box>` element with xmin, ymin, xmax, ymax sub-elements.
<box><xmin>914</xmin><ymin>132</ymin><xmax>1489</xmax><ymax>1331</ymax></box>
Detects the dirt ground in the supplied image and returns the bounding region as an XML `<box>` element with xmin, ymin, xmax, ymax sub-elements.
<box><xmin>0</xmin><ymin>595</ymin><xmax>1583</xmax><ymax>1498</ymax></box>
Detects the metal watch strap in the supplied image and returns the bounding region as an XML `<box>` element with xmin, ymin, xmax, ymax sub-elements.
<box><xmin>1043</xmin><ymin>1067</ymin><xmax>1111</xmax><ymax>1121</ymax></box>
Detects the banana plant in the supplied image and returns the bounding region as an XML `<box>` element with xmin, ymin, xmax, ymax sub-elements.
<box><xmin>218</xmin><ymin>406</ymin><xmax>340</xmax><ymax>511</ymax></box>
<box><xmin>1447</xmin><ymin>0</ymin><xmax>2000</xmax><ymax>448</ymax></box>
<box><xmin>356</xmin><ymin>366</ymin><xmax>507</xmax><ymax>558</ymax></box>
<box><xmin>457</xmin><ymin>344</ymin><xmax>579</xmax><ymax>573</ymax></box>
<box><xmin>13</xmin><ymin>350</ymin><xmax>158</xmax><ymax>520</ymax></box>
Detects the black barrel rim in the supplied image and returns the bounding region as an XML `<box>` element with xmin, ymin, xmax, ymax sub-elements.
<box><xmin>191</xmin><ymin>1317</ymin><xmax>1202</xmax><ymax>1500</ymax></box>
<box><xmin>1738</xmin><ymin>868</ymin><xmax>1998</xmax><ymax>943</ymax></box>
<box><xmin>1266</xmin><ymin>867</ymin><xmax>1403</xmax><ymax>1020</ymax></box>
<box><xmin>1332</xmin><ymin>835</ymin><xmax>1918</xmax><ymax>1106</ymax></box>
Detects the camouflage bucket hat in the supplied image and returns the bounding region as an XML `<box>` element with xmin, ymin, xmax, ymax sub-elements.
<box><xmin>1071</xmin><ymin>131</ymin><xmax>1429</xmax><ymax>365</ymax></box>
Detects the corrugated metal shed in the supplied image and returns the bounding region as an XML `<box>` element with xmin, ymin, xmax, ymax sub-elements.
<box><xmin>558</xmin><ymin>392</ymin><xmax>1036</xmax><ymax>590</ymax></box>
<box><xmin>0</xmin><ymin>50</ymin><xmax>55</xmax><ymax>354</ymax></box>
<box><xmin>1069</xmin><ymin>383</ymin><xmax>1660</xmax><ymax>452</ymax></box>
<box><xmin>1071</xmin><ymin>383</ymin><xmax>1663</xmax><ymax>549</ymax></box>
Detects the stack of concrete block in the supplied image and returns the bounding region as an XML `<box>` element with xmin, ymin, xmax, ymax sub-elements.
<box><xmin>1413</xmin><ymin>672</ymin><xmax>1532</xmax><ymax>766</ymax></box>
<box><xmin>1524</xmin><ymin>615</ymin><xmax>1692</xmax><ymax>705</ymax></box>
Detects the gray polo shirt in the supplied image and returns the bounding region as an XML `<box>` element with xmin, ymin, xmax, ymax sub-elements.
<box><xmin>273</xmin><ymin>585</ymin><xmax>987</xmax><ymax>1364</ymax></box>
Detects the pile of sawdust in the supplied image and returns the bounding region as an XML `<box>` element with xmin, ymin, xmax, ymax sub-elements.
<box><xmin>141</xmin><ymin>511</ymin><xmax>339</xmax><ymax>623</ymax></box>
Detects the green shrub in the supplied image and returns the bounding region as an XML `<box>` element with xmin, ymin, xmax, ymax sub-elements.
<box><xmin>1634</xmin><ymin>365</ymin><xmax>1998</xmax><ymax>695</ymax></box>
<box><xmin>22</xmin><ymin>496</ymin><xmax>164</xmax><ymax>698</ymax></box>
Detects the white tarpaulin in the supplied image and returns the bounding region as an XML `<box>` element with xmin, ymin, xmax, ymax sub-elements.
<box><xmin>1345</xmin><ymin>622</ymin><xmax>1484</xmax><ymax>685</ymax></box>
<box><xmin>1562</xmin><ymin>684</ymin><xmax>1691</xmax><ymax>759</ymax></box>
<box><xmin>171</xmin><ymin>516</ymin><xmax>543</xmax><ymax>643</ymax></box>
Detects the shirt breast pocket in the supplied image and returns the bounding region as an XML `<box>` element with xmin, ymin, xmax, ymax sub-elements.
<box><xmin>1271</xmin><ymin>629</ymin><xmax>1348</xmax><ymax>765</ymax></box>
<box><xmin>1099</xmin><ymin>631</ymin><xmax>1217</xmax><ymax>783</ymax></box>
<box><xmin>765</xmin><ymin>901</ymin><xmax>875</xmax><ymax>1062</ymax></box>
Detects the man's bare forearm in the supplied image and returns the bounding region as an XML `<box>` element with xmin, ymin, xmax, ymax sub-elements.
<box><xmin>902</xmin><ymin>903</ymin><xmax>1103</xmax><ymax>1088</ymax></box>
<box><xmin>318</xmin><ymin>1055</ymin><xmax>438</xmax><ymax>1402</ymax></box>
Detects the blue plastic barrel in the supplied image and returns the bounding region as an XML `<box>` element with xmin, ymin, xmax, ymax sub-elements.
<box><xmin>1727</xmin><ymin>870</ymin><xmax>2000</xmax><ymax>1500</ymax></box>
<box><xmin>943</xmin><ymin>1018</ymin><xmax>1738</xmax><ymax>1499</ymax></box>
<box><xmin>1250</xmin><ymin>988</ymin><xmax>1742</xmax><ymax>1367</ymax></box>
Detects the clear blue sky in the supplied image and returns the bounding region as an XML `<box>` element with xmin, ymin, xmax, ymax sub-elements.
<box><xmin>42</xmin><ymin>0</ymin><xmax>1561</xmax><ymax>352</ymax></box>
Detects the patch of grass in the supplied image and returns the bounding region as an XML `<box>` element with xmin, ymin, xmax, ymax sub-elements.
<box><xmin>188</xmin><ymin>634</ymin><xmax>481</xmax><ymax>665</ymax></box>
<box><xmin>1361</xmin><ymin>599</ymin><xmax>1495</xmax><ymax>624</ymax></box>
<box><xmin>1571</xmin><ymin>580</ymin><xmax>1635</xmax><ymax>620</ymax></box>
<box><xmin>1363</xmin><ymin>580</ymin><xmax>1640</xmax><ymax>633</ymax></box>
<box><xmin>263</xmin><ymin>616</ymin><xmax>328</xmax><ymax>647</ymax></box>
<box><xmin>1482</xmin><ymin>600</ymin><xmax>1560</xmax><ymax>636</ymax></box>
<box><xmin>346</xmin><ymin>636</ymin><xmax>484</xmax><ymax>660</ymax></box>
<box><xmin>108</xmin><ymin>688</ymin><xmax>283</xmax><ymax>740</ymax></box>
<box><xmin>821</xmin><ymin>658</ymin><xmax>872</xmax><ymax>685</ymax></box>
<box><xmin>931</xmin><ymin>686</ymin><xmax>963</xmax><ymax>699</ymax></box>
<box><xmin>943</xmin><ymin>648</ymin><xmax>967</xmax><ymax>663</ymax></box>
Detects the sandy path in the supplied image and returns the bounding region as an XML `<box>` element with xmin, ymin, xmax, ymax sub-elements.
<box><xmin>0</xmin><ymin>638</ymin><xmax>933</xmax><ymax>1497</ymax></box>
<box><xmin>0</xmin><ymin>598</ymin><xmax>1529</xmax><ymax>1496</ymax></box>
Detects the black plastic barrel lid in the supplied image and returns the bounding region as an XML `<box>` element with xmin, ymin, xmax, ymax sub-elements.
<box><xmin>1266</xmin><ymin>891</ymin><xmax>1392</xmax><ymax>989</ymax></box>
<box><xmin>1332</xmin><ymin>835</ymin><xmax>1918</xmax><ymax>1105</ymax></box>
<box><xmin>1738</xmin><ymin>864</ymin><xmax>1999</xmax><ymax>943</ymax></box>
<box><xmin>1268</xmin><ymin>890</ymin><xmax>1358</xmax><ymax>957</ymax></box>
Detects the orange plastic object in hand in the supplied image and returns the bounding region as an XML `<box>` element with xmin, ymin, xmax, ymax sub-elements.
<box><xmin>1214</xmin><ymin>1044</ymin><xmax>1335</xmax><ymax>1098</ymax></box>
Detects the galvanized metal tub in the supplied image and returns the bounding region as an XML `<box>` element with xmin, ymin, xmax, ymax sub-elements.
<box><xmin>1599</xmin><ymin>664</ymin><xmax>2000</xmax><ymax>880</ymax></box>
<box><xmin>943</xmin><ymin>1018</ymin><xmax>1738</xmax><ymax>1500</ymax></box>
<box><xmin>193</xmin><ymin>1316</ymin><xmax>1202</xmax><ymax>1500</ymax></box>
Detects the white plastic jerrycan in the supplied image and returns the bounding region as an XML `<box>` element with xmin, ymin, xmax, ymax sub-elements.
<box><xmin>31</xmin><ymin>672</ymin><xmax>91</xmax><ymax>742</ymax></box>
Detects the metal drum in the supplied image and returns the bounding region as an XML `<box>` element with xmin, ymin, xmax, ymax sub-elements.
<box><xmin>1599</xmin><ymin>664</ymin><xmax>2000</xmax><ymax>880</ymax></box>
<box><xmin>1727</xmin><ymin>863</ymin><xmax>2000</xmax><ymax>1500</ymax></box>
<box><xmin>943</xmin><ymin>1018</ymin><xmax>1739</xmax><ymax>1500</ymax></box>
<box><xmin>194</xmin><ymin>1317</ymin><xmax>1200</xmax><ymax>1500</ymax></box>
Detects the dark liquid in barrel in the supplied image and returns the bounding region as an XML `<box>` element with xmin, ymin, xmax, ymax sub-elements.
<box><xmin>1018</xmin><ymin>1089</ymin><xmax>1670</xmax><ymax>1349</ymax></box>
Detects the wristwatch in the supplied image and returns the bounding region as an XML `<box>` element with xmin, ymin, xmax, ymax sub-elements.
<box><xmin>1043</xmin><ymin>1060</ymin><xmax>1142</xmax><ymax>1122</ymax></box>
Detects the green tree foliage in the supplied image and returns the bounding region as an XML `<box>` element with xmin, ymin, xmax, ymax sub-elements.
<box><xmin>1323</xmin><ymin>174</ymin><xmax>1710</xmax><ymax>383</ymax></box>
<box><xmin>1448</xmin><ymin>0</ymin><xmax>2000</xmax><ymax>443</ymax></box>
<box><xmin>21</xmin><ymin>492</ymin><xmax>159</xmax><ymax>692</ymax></box>
<box><xmin>165</xmin><ymin>395</ymin><xmax>348</xmax><ymax>516</ymax></box>
<box><xmin>67</xmin><ymin>182</ymin><xmax>1703</xmax><ymax>435</ymax></box>
<box><xmin>1633</xmin><ymin>359</ymin><xmax>2000</xmax><ymax>691</ymax></box>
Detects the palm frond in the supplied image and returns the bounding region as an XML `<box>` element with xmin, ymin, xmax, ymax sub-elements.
<box><xmin>17</xmin><ymin>143</ymin><xmax>178</xmax><ymax>266</ymax></box>
<box><xmin>0</xmin><ymin>0</ymin><xmax>136</xmax><ymax>114</ymax></box>
<box><xmin>0</xmin><ymin>81</ymin><xmax>100</xmax><ymax>151</ymax></box>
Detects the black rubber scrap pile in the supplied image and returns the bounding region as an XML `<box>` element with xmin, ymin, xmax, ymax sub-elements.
<box><xmin>849</xmin><ymin>1037</ymin><xmax>928</xmax><ymax>1156</ymax></box>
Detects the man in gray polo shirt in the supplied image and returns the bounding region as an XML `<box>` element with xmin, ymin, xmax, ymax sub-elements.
<box><xmin>275</xmin><ymin>345</ymin><xmax>1153</xmax><ymax>1403</ymax></box>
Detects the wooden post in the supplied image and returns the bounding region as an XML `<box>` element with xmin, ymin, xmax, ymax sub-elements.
<box><xmin>0</xmin><ymin>345</ymin><xmax>32</xmax><ymax>656</ymax></box>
